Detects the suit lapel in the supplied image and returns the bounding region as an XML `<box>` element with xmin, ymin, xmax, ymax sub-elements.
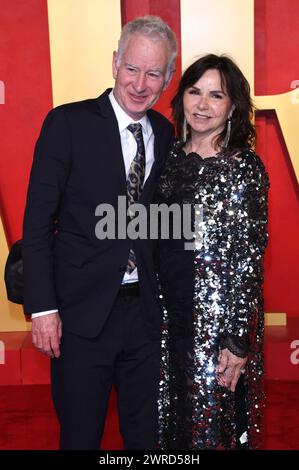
<box><xmin>140</xmin><ymin>111</ymin><xmax>165</xmax><ymax>203</ymax></box>
<box><xmin>96</xmin><ymin>90</ymin><xmax>127</xmax><ymax>193</ymax></box>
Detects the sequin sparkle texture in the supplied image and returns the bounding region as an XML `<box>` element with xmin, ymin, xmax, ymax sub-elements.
<box><xmin>155</xmin><ymin>142</ymin><xmax>269</xmax><ymax>449</ymax></box>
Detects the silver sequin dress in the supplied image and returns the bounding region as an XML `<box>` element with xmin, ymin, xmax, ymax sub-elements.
<box><xmin>155</xmin><ymin>141</ymin><xmax>269</xmax><ymax>449</ymax></box>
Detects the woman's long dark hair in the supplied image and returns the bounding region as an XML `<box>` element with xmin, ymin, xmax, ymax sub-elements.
<box><xmin>171</xmin><ymin>54</ymin><xmax>256</xmax><ymax>151</ymax></box>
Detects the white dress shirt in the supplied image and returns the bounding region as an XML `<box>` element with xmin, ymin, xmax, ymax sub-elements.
<box><xmin>31</xmin><ymin>90</ymin><xmax>155</xmax><ymax>318</ymax></box>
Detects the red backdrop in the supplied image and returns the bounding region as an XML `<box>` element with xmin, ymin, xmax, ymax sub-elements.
<box><xmin>0</xmin><ymin>0</ymin><xmax>53</xmax><ymax>244</ymax></box>
<box><xmin>254</xmin><ymin>0</ymin><xmax>299</xmax><ymax>317</ymax></box>
<box><xmin>0</xmin><ymin>0</ymin><xmax>298</xmax><ymax>319</ymax></box>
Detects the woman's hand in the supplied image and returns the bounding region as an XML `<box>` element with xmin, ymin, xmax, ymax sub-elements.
<box><xmin>216</xmin><ymin>348</ymin><xmax>247</xmax><ymax>392</ymax></box>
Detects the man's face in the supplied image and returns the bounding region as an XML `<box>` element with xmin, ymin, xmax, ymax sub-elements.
<box><xmin>112</xmin><ymin>33</ymin><xmax>171</xmax><ymax>120</ymax></box>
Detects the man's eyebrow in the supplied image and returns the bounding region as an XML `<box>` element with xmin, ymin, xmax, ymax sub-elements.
<box><xmin>124</xmin><ymin>62</ymin><xmax>163</xmax><ymax>73</ymax></box>
<box><xmin>124</xmin><ymin>62</ymin><xmax>138</xmax><ymax>68</ymax></box>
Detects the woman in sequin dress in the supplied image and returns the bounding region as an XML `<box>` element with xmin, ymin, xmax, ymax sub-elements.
<box><xmin>155</xmin><ymin>55</ymin><xmax>269</xmax><ymax>449</ymax></box>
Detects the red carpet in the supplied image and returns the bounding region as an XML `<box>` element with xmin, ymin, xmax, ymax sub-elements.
<box><xmin>263</xmin><ymin>381</ymin><xmax>299</xmax><ymax>450</ymax></box>
<box><xmin>0</xmin><ymin>381</ymin><xmax>298</xmax><ymax>450</ymax></box>
<box><xmin>0</xmin><ymin>385</ymin><xmax>122</xmax><ymax>450</ymax></box>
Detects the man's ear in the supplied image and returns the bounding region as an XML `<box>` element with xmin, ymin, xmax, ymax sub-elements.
<box><xmin>112</xmin><ymin>51</ymin><xmax>118</xmax><ymax>79</ymax></box>
<box><xmin>163</xmin><ymin>68</ymin><xmax>175</xmax><ymax>91</ymax></box>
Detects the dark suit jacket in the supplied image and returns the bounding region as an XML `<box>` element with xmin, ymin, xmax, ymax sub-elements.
<box><xmin>23</xmin><ymin>88</ymin><xmax>174</xmax><ymax>338</ymax></box>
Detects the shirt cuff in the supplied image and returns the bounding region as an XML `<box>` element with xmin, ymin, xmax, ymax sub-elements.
<box><xmin>31</xmin><ymin>309</ymin><xmax>58</xmax><ymax>319</ymax></box>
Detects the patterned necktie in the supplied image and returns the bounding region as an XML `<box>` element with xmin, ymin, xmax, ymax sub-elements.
<box><xmin>126</xmin><ymin>123</ymin><xmax>146</xmax><ymax>274</ymax></box>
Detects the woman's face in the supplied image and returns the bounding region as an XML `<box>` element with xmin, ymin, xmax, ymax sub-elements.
<box><xmin>183</xmin><ymin>68</ymin><xmax>234</xmax><ymax>142</ymax></box>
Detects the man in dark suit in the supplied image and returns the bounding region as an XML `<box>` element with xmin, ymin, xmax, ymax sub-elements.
<box><xmin>22</xmin><ymin>16</ymin><xmax>177</xmax><ymax>449</ymax></box>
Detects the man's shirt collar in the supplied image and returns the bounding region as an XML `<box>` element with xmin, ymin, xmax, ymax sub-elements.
<box><xmin>109</xmin><ymin>90</ymin><xmax>151</xmax><ymax>136</ymax></box>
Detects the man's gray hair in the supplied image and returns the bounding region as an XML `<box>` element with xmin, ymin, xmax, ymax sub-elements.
<box><xmin>117</xmin><ymin>16</ymin><xmax>178</xmax><ymax>81</ymax></box>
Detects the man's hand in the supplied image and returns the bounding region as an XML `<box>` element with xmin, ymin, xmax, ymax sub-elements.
<box><xmin>31</xmin><ymin>312</ymin><xmax>62</xmax><ymax>358</ymax></box>
<box><xmin>216</xmin><ymin>348</ymin><xmax>247</xmax><ymax>392</ymax></box>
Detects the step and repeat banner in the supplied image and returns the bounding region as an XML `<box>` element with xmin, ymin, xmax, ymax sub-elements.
<box><xmin>0</xmin><ymin>1</ymin><xmax>298</xmax><ymax>374</ymax></box>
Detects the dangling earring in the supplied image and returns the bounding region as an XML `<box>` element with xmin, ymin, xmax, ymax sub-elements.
<box><xmin>182</xmin><ymin>116</ymin><xmax>187</xmax><ymax>142</ymax></box>
<box><xmin>223</xmin><ymin>105</ymin><xmax>235</xmax><ymax>149</ymax></box>
<box><xmin>223</xmin><ymin>116</ymin><xmax>232</xmax><ymax>148</ymax></box>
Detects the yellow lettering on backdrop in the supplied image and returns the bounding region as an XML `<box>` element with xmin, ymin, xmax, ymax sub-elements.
<box><xmin>181</xmin><ymin>0</ymin><xmax>298</xmax><ymax>182</ymax></box>
<box><xmin>47</xmin><ymin>0</ymin><xmax>121</xmax><ymax>106</ymax></box>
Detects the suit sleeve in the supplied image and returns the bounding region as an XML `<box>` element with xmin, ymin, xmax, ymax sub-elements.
<box><xmin>22</xmin><ymin>107</ymin><xmax>72</xmax><ymax>313</ymax></box>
